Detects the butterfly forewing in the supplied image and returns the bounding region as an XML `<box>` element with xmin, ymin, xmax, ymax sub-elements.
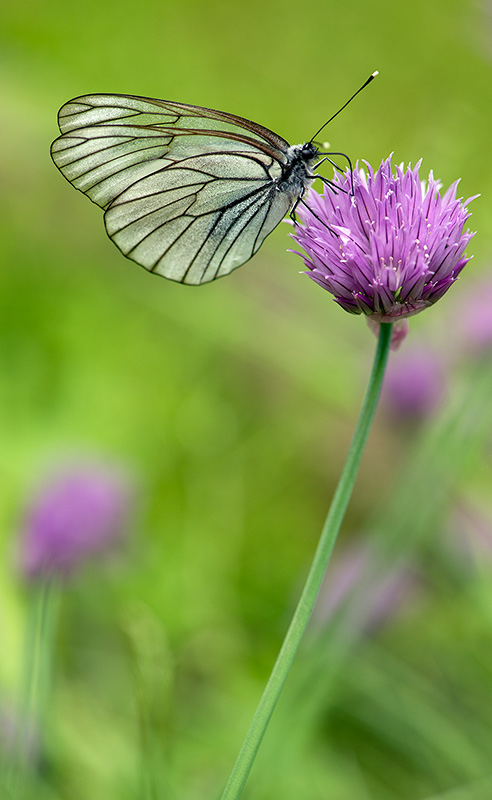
<box><xmin>51</xmin><ymin>93</ymin><xmax>315</xmax><ymax>284</ymax></box>
<box><xmin>56</xmin><ymin>94</ymin><xmax>290</xmax><ymax>154</ymax></box>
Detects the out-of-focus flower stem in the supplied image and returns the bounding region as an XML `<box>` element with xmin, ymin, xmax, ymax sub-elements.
<box><xmin>8</xmin><ymin>580</ymin><xmax>60</xmax><ymax>797</ymax></box>
<box><xmin>220</xmin><ymin>322</ymin><xmax>393</xmax><ymax>800</ymax></box>
<box><xmin>22</xmin><ymin>580</ymin><xmax>59</xmax><ymax>736</ymax></box>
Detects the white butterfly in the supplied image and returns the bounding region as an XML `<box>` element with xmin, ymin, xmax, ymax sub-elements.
<box><xmin>51</xmin><ymin>79</ymin><xmax>376</xmax><ymax>285</ymax></box>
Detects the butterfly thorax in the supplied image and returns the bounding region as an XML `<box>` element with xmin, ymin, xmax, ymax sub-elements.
<box><xmin>279</xmin><ymin>142</ymin><xmax>318</xmax><ymax>201</ymax></box>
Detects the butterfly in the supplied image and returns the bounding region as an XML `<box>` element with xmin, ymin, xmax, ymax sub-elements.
<box><xmin>51</xmin><ymin>78</ymin><xmax>376</xmax><ymax>285</ymax></box>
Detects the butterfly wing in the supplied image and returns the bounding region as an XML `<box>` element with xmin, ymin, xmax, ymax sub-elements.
<box><xmin>51</xmin><ymin>94</ymin><xmax>295</xmax><ymax>284</ymax></box>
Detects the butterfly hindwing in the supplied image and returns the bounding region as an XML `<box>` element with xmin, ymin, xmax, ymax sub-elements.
<box><xmin>104</xmin><ymin>152</ymin><xmax>291</xmax><ymax>284</ymax></box>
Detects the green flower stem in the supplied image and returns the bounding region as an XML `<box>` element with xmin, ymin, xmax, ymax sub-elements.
<box><xmin>220</xmin><ymin>321</ymin><xmax>394</xmax><ymax>800</ymax></box>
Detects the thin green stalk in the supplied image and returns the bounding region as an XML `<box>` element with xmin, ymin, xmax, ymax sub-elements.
<box><xmin>23</xmin><ymin>580</ymin><xmax>59</xmax><ymax>737</ymax></box>
<box><xmin>220</xmin><ymin>321</ymin><xmax>393</xmax><ymax>800</ymax></box>
<box><xmin>4</xmin><ymin>579</ymin><xmax>60</xmax><ymax>799</ymax></box>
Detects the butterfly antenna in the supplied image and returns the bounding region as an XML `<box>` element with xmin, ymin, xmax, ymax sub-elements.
<box><xmin>309</xmin><ymin>71</ymin><xmax>379</xmax><ymax>145</ymax></box>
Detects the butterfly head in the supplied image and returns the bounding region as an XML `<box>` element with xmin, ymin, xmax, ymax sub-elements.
<box><xmin>285</xmin><ymin>141</ymin><xmax>319</xmax><ymax>170</ymax></box>
<box><xmin>301</xmin><ymin>141</ymin><xmax>319</xmax><ymax>160</ymax></box>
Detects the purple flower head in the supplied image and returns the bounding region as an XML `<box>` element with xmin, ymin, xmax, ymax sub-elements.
<box><xmin>18</xmin><ymin>459</ymin><xmax>133</xmax><ymax>581</ymax></box>
<box><xmin>292</xmin><ymin>156</ymin><xmax>476</xmax><ymax>322</ymax></box>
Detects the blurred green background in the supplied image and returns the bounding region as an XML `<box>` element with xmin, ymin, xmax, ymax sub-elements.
<box><xmin>2</xmin><ymin>0</ymin><xmax>492</xmax><ymax>798</ymax></box>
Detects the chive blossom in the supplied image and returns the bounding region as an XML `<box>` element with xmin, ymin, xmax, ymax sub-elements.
<box><xmin>292</xmin><ymin>156</ymin><xmax>476</xmax><ymax>322</ymax></box>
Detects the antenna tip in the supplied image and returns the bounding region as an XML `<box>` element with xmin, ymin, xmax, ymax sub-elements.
<box><xmin>371</xmin><ymin>70</ymin><xmax>379</xmax><ymax>78</ymax></box>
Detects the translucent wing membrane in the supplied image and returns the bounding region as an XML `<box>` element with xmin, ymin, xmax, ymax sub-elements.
<box><xmin>51</xmin><ymin>93</ymin><xmax>304</xmax><ymax>284</ymax></box>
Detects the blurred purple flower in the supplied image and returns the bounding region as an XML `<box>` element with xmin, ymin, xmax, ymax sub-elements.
<box><xmin>456</xmin><ymin>279</ymin><xmax>492</xmax><ymax>354</ymax></box>
<box><xmin>313</xmin><ymin>541</ymin><xmax>417</xmax><ymax>633</ymax></box>
<box><xmin>446</xmin><ymin>502</ymin><xmax>492</xmax><ymax>566</ymax></box>
<box><xmin>382</xmin><ymin>345</ymin><xmax>446</xmax><ymax>420</ymax></box>
<box><xmin>18</xmin><ymin>459</ymin><xmax>132</xmax><ymax>580</ymax></box>
<box><xmin>0</xmin><ymin>704</ymin><xmax>38</xmax><ymax>766</ymax></box>
<box><xmin>292</xmin><ymin>156</ymin><xmax>476</xmax><ymax>323</ymax></box>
